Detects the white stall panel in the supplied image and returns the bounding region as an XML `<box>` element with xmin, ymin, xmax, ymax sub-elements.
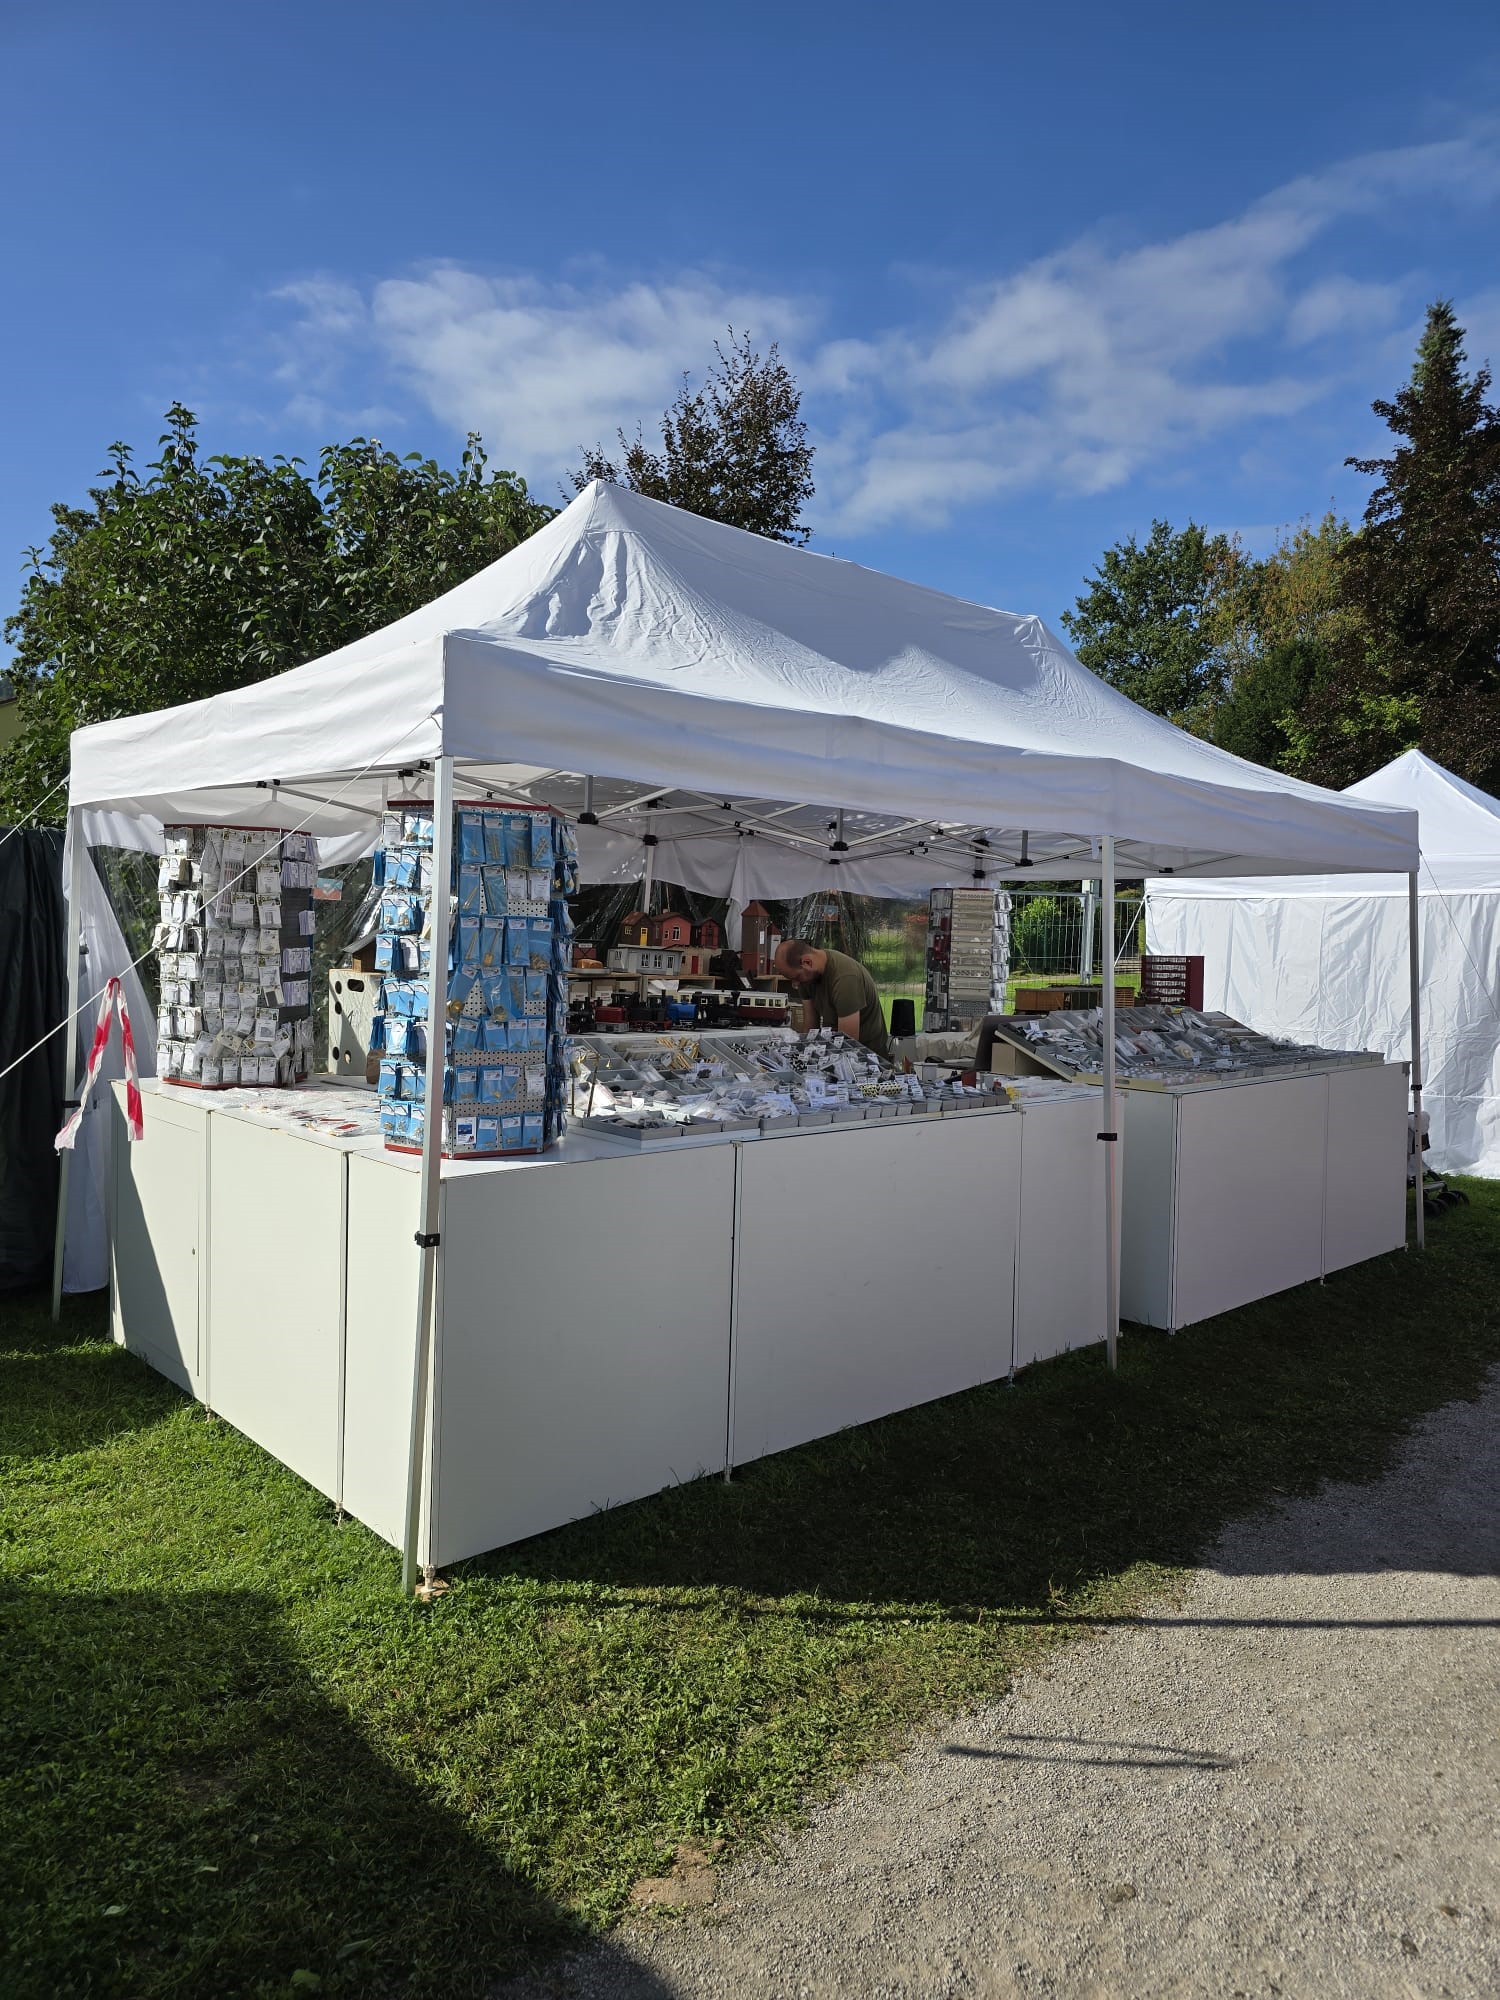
<box><xmin>205</xmin><ymin>1114</ymin><xmax>345</xmax><ymax>1500</ymax></box>
<box><xmin>1119</xmin><ymin>1091</ymin><xmax>1180</xmax><ymax>1331</ymax></box>
<box><xmin>111</xmin><ymin>1084</ymin><xmax>205</xmax><ymax>1395</ymax></box>
<box><xmin>732</xmin><ymin>1115</ymin><xmax>1020</xmax><ymax>1466</ymax></box>
<box><xmin>1325</xmin><ymin>1064</ymin><xmax>1408</xmax><ymax>1272</ymax></box>
<box><xmin>1173</xmin><ymin>1078</ymin><xmax>1327</xmax><ymax>1328</ymax></box>
<box><xmin>342</xmin><ymin>1153</ymin><xmax>421</xmax><ymax>1547</ymax></box>
<box><xmin>433</xmin><ymin>1145</ymin><xmax>736</xmax><ymax>1564</ymax></box>
<box><xmin>1015</xmin><ymin>1093</ymin><xmax>1107</xmax><ymax>1368</ymax></box>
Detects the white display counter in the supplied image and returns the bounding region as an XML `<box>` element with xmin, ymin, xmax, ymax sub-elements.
<box><xmin>1119</xmin><ymin>1062</ymin><xmax>1409</xmax><ymax>1331</ymax></box>
<box><xmin>111</xmin><ymin>1079</ymin><xmax>1106</xmax><ymax>1566</ymax></box>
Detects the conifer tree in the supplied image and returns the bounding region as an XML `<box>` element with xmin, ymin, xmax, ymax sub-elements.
<box><xmin>1296</xmin><ymin>303</ymin><xmax>1500</xmax><ymax>788</ymax></box>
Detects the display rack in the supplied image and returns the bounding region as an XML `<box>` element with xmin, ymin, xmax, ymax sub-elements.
<box><xmin>154</xmin><ymin>822</ymin><xmax>316</xmax><ymax>1088</ymax></box>
<box><xmin>923</xmin><ymin>886</ymin><xmax>1008</xmax><ymax>1031</ymax></box>
<box><xmin>369</xmin><ymin>801</ymin><xmax>579</xmax><ymax>1156</ymax></box>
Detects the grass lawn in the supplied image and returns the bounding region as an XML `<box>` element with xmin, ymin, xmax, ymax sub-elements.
<box><xmin>5</xmin><ymin>1187</ymin><xmax>1499</xmax><ymax>1998</ymax></box>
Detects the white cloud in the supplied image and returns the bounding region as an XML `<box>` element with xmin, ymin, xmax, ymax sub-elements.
<box><xmin>261</xmin><ymin>134</ymin><xmax>1500</xmax><ymax>531</ymax></box>
<box><xmin>1286</xmin><ymin>277</ymin><xmax>1403</xmax><ymax>345</ymax></box>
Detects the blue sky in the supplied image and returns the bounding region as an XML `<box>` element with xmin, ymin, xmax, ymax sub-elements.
<box><xmin>3</xmin><ymin>1</ymin><xmax>1499</xmax><ymax>657</ymax></box>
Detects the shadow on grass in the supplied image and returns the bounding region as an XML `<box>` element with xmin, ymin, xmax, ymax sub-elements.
<box><xmin>481</xmin><ymin>1188</ymin><xmax>1500</xmax><ymax>1612</ymax></box>
<box><xmin>0</xmin><ymin>1582</ymin><xmax>676</xmax><ymax>2000</ymax></box>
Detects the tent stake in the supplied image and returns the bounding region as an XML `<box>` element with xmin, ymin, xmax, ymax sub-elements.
<box><xmin>51</xmin><ymin>811</ymin><xmax>85</xmax><ymax>1320</ymax></box>
<box><xmin>1409</xmin><ymin>870</ymin><xmax>1425</xmax><ymax>1252</ymax></box>
<box><xmin>402</xmin><ymin>754</ymin><xmax>456</xmax><ymax>1596</ymax></box>
<box><xmin>1101</xmin><ymin>837</ymin><xmax>1120</xmax><ymax>1370</ymax></box>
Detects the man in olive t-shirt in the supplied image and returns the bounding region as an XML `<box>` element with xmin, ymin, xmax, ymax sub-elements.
<box><xmin>773</xmin><ymin>939</ymin><xmax>891</xmax><ymax>1060</ymax></box>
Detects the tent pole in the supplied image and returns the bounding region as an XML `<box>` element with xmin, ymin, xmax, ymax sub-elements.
<box><xmin>1101</xmin><ymin>838</ymin><xmax>1120</xmax><ymax>1370</ymax></box>
<box><xmin>1409</xmin><ymin>870</ymin><xmax>1424</xmax><ymax>1252</ymax></box>
<box><xmin>640</xmin><ymin>816</ymin><xmax>657</xmax><ymax>915</ymax></box>
<box><xmin>402</xmin><ymin>754</ymin><xmax>456</xmax><ymax>1596</ymax></box>
<box><xmin>51</xmin><ymin>810</ymin><xmax>85</xmax><ymax>1321</ymax></box>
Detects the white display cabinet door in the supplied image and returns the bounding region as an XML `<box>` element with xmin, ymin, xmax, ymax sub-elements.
<box><xmin>1173</xmin><ymin>1078</ymin><xmax>1326</xmax><ymax>1328</ymax></box>
<box><xmin>1015</xmin><ymin>1094</ymin><xmax>1107</xmax><ymax>1367</ymax></box>
<box><xmin>732</xmin><ymin>1116</ymin><xmax>1021</xmax><ymax>1466</ymax></box>
<box><xmin>1324</xmin><ymin>1065</ymin><xmax>1408</xmax><ymax>1272</ymax></box>
<box><xmin>205</xmin><ymin>1115</ymin><xmax>346</xmax><ymax>1502</ymax></box>
<box><xmin>111</xmin><ymin>1086</ymin><xmax>205</xmax><ymax>1396</ymax></box>
<box><xmin>431</xmin><ymin>1145</ymin><xmax>737</xmax><ymax>1564</ymax></box>
<box><xmin>341</xmin><ymin>1153</ymin><xmax>421</xmax><ymax>1547</ymax></box>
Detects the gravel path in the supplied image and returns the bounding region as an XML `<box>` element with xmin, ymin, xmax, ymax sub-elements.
<box><xmin>505</xmin><ymin>1375</ymin><xmax>1500</xmax><ymax>2000</ymax></box>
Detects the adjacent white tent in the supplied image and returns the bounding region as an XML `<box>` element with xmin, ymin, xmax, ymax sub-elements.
<box><xmin>58</xmin><ymin>481</ymin><xmax>1424</xmax><ymax>1587</ymax></box>
<box><xmin>1148</xmin><ymin>750</ymin><xmax>1500</xmax><ymax>1175</ymax></box>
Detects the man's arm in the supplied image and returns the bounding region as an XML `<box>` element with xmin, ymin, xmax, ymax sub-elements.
<box><xmin>835</xmin><ymin>1011</ymin><xmax>862</xmax><ymax>1039</ymax></box>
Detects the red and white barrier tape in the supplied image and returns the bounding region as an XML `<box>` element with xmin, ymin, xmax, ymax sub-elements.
<box><xmin>54</xmin><ymin>976</ymin><xmax>142</xmax><ymax>1151</ymax></box>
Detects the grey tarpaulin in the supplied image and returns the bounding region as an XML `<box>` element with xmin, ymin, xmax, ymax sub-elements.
<box><xmin>0</xmin><ymin>829</ymin><xmax>65</xmax><ymax>1289</ymax></box>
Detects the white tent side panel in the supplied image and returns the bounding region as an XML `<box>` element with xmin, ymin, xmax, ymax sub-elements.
<box><xmin>1147</xmin><ymin>889</ymin><xmax>1500</xmax><ymax>1177</ymax></box>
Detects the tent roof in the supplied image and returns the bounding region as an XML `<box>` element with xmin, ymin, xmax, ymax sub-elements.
<box><xmin>1150</xmin><ymin>749</ymin><xmax>1500</xmax><ymax>901</ymax></box>
<box><xmin>68</xmin><ymin>481</ymin><xmax>1417</xmax><ymax>888</ymax></box>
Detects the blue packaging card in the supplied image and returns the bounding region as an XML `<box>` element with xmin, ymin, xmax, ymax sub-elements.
<box><xmin>481</xmin><ymin>969</ymin><xmax>512</xmax><ymax>1022</ymax></box>
<box><xmin>529</xmin><ymin>816</ymin><xmax>554</xmax><ymax>868</ymax></box>
<box><xmin>476</xmin><ymin>1116</ymin><xmax>500</xmax><ymax>1151</ymax></box>
<box><xmin>453</xmin><ymin>1064</ymin><xmax>479</xmax><ymax>1101</ymax></box>
<box><xmin>522</xmin><ymin>1113</ymin><xmax>544</xmax><ymax>1150</ymax></box>
<box><xmin>503</xmin><ymin>919</ymin><xmax>528</xmax><ymax>967</ymax></box>
<box><xmin>452</xmin><ymin>1016</ymin><xmax>481</xmax><ymax>1051</ymax></box>
<box><xmin>453</xmin><ymin>1115</ymin><xmax>478</xmax><ymax>1153</ymax></box>
<box><xmin>550</xmin><ymin>896</ymin><xmax>575</xmax><ymax>935</ymax></box>
<box><xmin>483</xmin><ymin>814</ymin><xmax>508</xmax><ymax>864</ymax></box>
<box><xmin>458</xmin><ymin>811</ymin><xmax>487</xmax><ymax>862</ymax></box>
<box><xmin>458</xmin><ymin>865</ymin><xmax>485</xmax><ymax>915</ymax></box>
<box><xmin>415</xmin><ymin>939</ymin><xmax>431</xmax><ymax>975</ymax></box>
<box><xmin>371</xmin><ymin>849</ymin><xmax>387</xmax><ymax>888</ymax></box>
<box><xmin>479</xmin><ymin>921</ymin><xmax>505</xmax><ymax>971</ymax></box>
<box><xmin>445</xmin><ymin>967</ymin><xmax>475</xmax><ymax>1016</ymax></box>
<box><xmin>374</xmin><ymin>935</ymin><xmax>397</xmax><ymax>973</ymax></box>
<box><xmin>406</xmin><ymin>1022</ymin><xmax>427</xmax><ymax>1062</ymax></box>
<box><xmin>379</xmin><ymin>1102</ymin><xmax>408</xmax><ymax>1142</ymax></box>
<box><xmin>456</xmin><ymin>915</ymin><xmax>481</xmax><ymax>968</ymax></box>
<box><xmin>493</xmin><ymin>814</ymin><xmax>521</xmax><ymax>865</ymax></box>
<box><xmin>379</xmin><ymin>893</ymin><xmax>420</xmax><ymax>934</ymax></box>
<box><xmin>501</xmin><ymin>1114</ymin><xmax>524</xmax><ymax>1150</ymax></box>
<box><xmin>403</xmin><ymin>809</ymin><xmax>433</xmax><ymax>848</ymax></box>
<box><xmin>407</xmin><ymin>1105</ymin><xmax>425</xmax><ymax>1147</ymax></box>
<box><xmin>368</xmin><ymin>1013</ymin><xmax>385</xmax><ymax>1053</ymax></box>
<box><xmin>378</xmin><ymin>1058</ymin><xmax>403</xmax><ymax>1097</ymax></box>
<box><xmin>388</xmin><ymin>849</ymin><xmax>418</xmax><ymax>889</ymax></box>
<box><xmin>483</xmin><ymin>868</ymin><xmax>508</xmax><ymax>916</ymax></box>
<box><xmin>385</xmin><ymin>1016</ymin><xmax>411</xmax><ymax>1056</ymax></box>
<box><xmin>525</xmin><ymin>970</ymin><xmax>549</xmax><ymax>1013</ymax></box>
<box><xmin>526</xmin><ymin>922</ymin><xmax>553</xmax><ymax>972</ymax></box>
<box><xmin>480</xmin><ymin>1017</ymin><xmax>509</xmax><ymax>1052</ymax></box>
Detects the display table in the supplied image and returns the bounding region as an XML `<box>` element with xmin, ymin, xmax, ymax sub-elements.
<box><xmin>110</xmin><ymin>1077</ymin><xmax>1107</xmax><ymax>1564</ymax></box>
<box><xmin>1119</xmin><ymin>1063</ymin><xmax>1409</xmax><ymax>1331</ymax></box>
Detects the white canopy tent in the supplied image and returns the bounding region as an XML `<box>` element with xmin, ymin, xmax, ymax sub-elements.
<box><xmin>1148</xmin><ymin>749</ymin><xmax>1500</xmax><ymax>1177</ymax></box>
<box><xmin>58</xmin><ymin>480</ymin><xmax>1422</xmax><ymax>1589</ymax></box>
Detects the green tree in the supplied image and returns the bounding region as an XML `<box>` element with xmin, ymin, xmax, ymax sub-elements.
<box><xmin>1209</xmin><ymin>515</ymin><xmax>1358</xmax><ymax>770</ymax></box>
<box><xmin>571</xmin><ymin>329</ymin><xmax>815</xmax><ymax>544</ymax></box>
<box><xmin>1</xmin><ymin>407</ymin><xmax>553</xmax><ymax>821</ymax></box>
<box><xmin>1060</xmin><ymin>519</ymin><xmax>1248</xmax><ymax>727</ymax></box>
<box><xmin>1292</xmin><ymin>302</ymin><xmax>1500</xmax><ymax>790</ymax></box>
